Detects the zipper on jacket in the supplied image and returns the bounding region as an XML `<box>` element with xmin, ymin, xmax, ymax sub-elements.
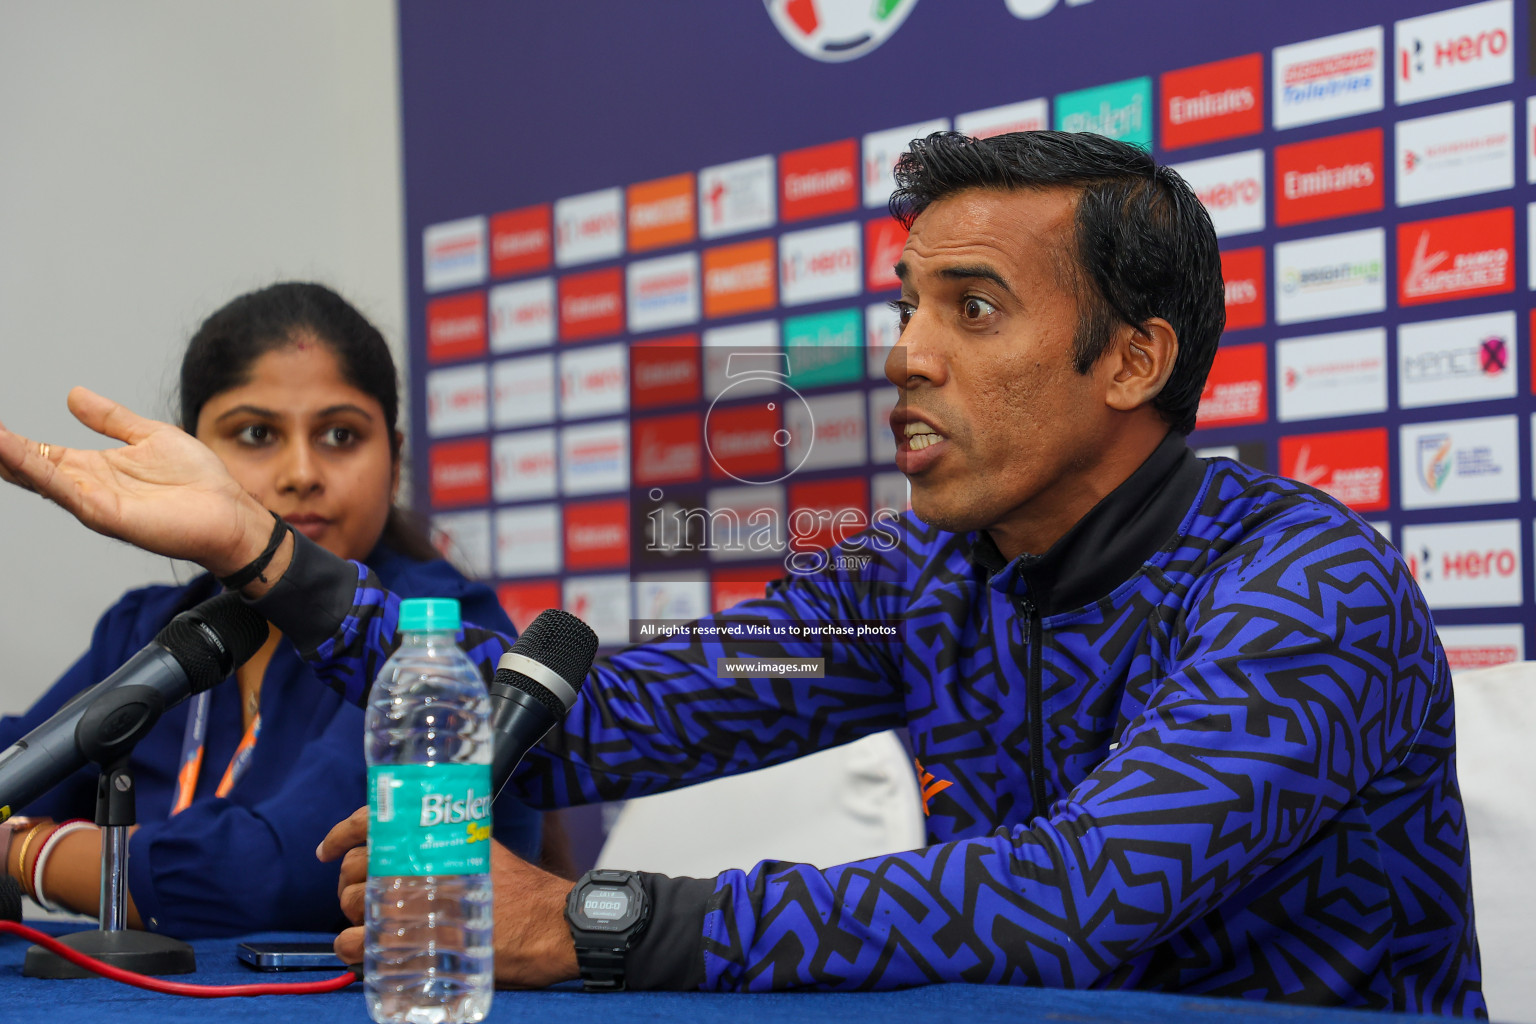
<box><xmin>1017</xmin><ymin>598</ymin><xmax>1047</xmax><ymax>819</ymax></box>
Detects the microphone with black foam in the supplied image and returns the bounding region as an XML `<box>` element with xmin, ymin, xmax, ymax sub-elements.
<box><xmin>489</xmin><ymin>608</ymin><xmax>598</xmax><ymax>798</ymax></box>
<box><xmin>0</xmin><ymin>591</ymin><xmax>268</xmax><ymax>821</ymax></box>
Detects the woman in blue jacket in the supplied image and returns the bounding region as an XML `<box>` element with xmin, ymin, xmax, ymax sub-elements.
<box><xmin>0</xmin><ymin>282</ymin><xmax>540</xmax><ymax>937</ymax></box>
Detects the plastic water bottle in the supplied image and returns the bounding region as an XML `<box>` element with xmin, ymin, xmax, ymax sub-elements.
<box><xmin>365</xmin><ymin>598</ymin><xmax>494</xmax><ymax>1023</ymax></box>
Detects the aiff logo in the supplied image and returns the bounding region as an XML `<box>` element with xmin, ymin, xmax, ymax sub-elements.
<box><xmin>764</xmin><ymin>0</ymin><xmax>919</xmax><ymax>63</ymax></box>
<box><xmin>1417</xmin><ymin>434</ymin><xmax>1453</xmax><ymax>491</ymax></box>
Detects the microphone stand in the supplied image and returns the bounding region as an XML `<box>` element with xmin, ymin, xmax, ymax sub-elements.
<box><xmin>23</xmin><ymin>684</ymin><xmax>196</xmax><ymax>978</ymax></box>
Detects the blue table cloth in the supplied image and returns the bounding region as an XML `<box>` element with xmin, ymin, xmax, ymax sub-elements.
<box><xmin>0</xmin><ymin>922</ymin><xmax>1480</xmax><ymax>1023</ymax></box>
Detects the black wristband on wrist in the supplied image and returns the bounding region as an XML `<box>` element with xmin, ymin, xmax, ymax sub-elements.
<box><xmin>217</xmin><ymin>511</ymin><xmax>291</xmax><ymax>590</ymax></box>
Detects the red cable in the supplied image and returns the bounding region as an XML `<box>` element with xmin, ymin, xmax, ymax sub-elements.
<box><xmin>0</xmin><ymin>920</ymin><xmax>358</xmax><ymax>997</ymax></box>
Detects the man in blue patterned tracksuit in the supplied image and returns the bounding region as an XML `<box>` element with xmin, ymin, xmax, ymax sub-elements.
<box><xmin>305</xmin><ymin>131</ymin><xmax>1482</xmax><ymax>1013</ymax></box>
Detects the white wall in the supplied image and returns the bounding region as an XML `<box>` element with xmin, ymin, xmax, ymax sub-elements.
<box><xmin>0</xmin><ymin>1</ymin><xmax>404</xmax><ymax>709</ymax></box>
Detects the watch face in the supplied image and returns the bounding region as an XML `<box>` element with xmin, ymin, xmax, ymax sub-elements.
<box><xmin>583</xmin><ymin>887</ymin><xmax>631</xmax><ymax>923</ymax></box>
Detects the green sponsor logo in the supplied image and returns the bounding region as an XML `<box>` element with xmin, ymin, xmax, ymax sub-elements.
<box><xmin>1054</xmin><ymin>77</ymin><xmax>1153</xmax><ymax>149</ymax></box>
<box><xmin>786</xmin><ymin>309</ymin><xmax>863</xmax><ymax>388</ymax></box>
<box><xmin>368</xmin><ymin>763</ymin><xmax>492</xmax><ymax>876</ymax></box>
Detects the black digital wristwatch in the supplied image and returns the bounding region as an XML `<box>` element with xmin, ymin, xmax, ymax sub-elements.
<box><xmin>565</xmin><ymin>869</ymin><xmax>651</xmax><ymax>991</ymax></box>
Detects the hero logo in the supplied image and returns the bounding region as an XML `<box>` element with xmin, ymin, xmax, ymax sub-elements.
<box><xmin>560</xmin><ymin>343</ymin><xmax>627</xmax><ymax>420</ymax></box>
<box><xmin>492</xmin><ymin>429</ymin><xmax>557</xmax><ymax>503</ymax></box>
<box><xmin>1398</xmin><ymin>208</ymin><xmax>1514</xmax><ymax>306</ymax></box>
<box><xmin>785</xmin><ymin>391</ymin><xmax>866</xmax><ymax>470</ymax></box>
<box><xmin>1395</xmin><ymin>0</ymin><xmax>1513</xmax><ymax>106</ymax></box>
<box><xmin>1273</xmin><ymin>26</ymin><xmax>1384</xmax><ymax>130</ymax></box>
<box><xmin>554</xmin><ymin>188</ymin><xmax>624</xmax><ymax>267</ymax></box>
<box><xmin>426</xmin><ymin>364</ymin><xmax>489</xmax><ymax>439</ymax></box>
<box><xmin>763</xmin><ymin>0</ymin><xmax>921</xmax><ymax>62</ymax></box>
<box><xmin>699</xmin><ymin>155</ymin><xmax>776</xmax><ymax>240</ymax></box>
<box><xmin>423</xmin><ymin>217</ymin><xmax>487</xmax><ymax>293</ymax></box>
<box><xmin>780</xmin><ymin>222</ymin><xmax>861</xmax><ymax>306</ymax></box>
<box><xmin>490</xmin><ymin>278</ymin><xmax>555</xmax><ymax>353</ymax></box>
<box><xmin>1402</xmin><ymin>519</ymin><xmax>1521</xmax><ymax>609</ymax></box>
<box><xmin>1398</xmin><ymin>311</ymin><xmax>1516</xmax><ymax>408</ymax></box>
<box><xmin>1172</xmin><ymin>149</ymin><xmax>1264</xmax><ymax>238</ymax></box>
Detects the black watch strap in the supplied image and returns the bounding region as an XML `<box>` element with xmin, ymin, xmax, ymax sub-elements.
<box><xmin>566</xmin><ymin>869</ymin><xmax>650</xmax><ymax>992</ymax></box>
<box><xmin>569</xmin><ymin>944</ymin><xmax>628</xmax><ymax>991</ymax></box>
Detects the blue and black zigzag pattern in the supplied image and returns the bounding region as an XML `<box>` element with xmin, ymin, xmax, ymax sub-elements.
<box><xmin>302</xmin><ymin>457</ymin><xmax>1483</xmax><ymax>1015</ymax></box>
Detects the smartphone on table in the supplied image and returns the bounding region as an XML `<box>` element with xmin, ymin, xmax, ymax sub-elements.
<box><xmin>236</xmin><ymin>940</ymin><xmax>346</xmax><ymax>971</ymax></box>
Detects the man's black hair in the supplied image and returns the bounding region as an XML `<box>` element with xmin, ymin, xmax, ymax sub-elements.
<box><xmin>888</xmin><ymin>130</ymin><xmax>1225</xmax><ymax>435</ymax></box>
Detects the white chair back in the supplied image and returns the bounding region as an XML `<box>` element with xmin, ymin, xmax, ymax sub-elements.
<box><xmin>596</xmin><ymin>730</ymin><xmax>926</xmax><ymax>876</ymax></box>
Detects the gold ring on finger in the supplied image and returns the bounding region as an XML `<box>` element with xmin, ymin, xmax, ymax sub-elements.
<box><xmin>38</xmin><ymin>442</ymin><xmax>51</xmax><ymax>460</ymax></box>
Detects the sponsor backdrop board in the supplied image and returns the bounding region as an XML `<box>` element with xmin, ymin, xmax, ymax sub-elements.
<box><xmin>401</xmin><ymin>0</ymin><xmax>1536</xmax><ymax>678</ymax></box>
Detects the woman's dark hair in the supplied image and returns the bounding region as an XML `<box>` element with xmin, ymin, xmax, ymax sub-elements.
<box><xmin>888</xmin><ymin>131</ymin><xmax>1225</xmax><ymax>435</ymax></box>
<box><xmin>178</xmin><ymin>281</ymin><xmax>439</xmax><ymax>562</ymax></box>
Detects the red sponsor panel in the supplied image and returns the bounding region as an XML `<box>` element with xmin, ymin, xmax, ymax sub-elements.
<box><xmin>564</xmin><ymin>498</ymin><xmax>629</xmax><ymax>570</ymax></box>
<box><xmin>633</xmin><ymin>412</ymin><xmax>704</xmax><ymax>486</ymax></box>
<box><xmin>1196</xmin><ymin>343</ymin><xmax>1267</xmax><ymax>428</ymax></box>
<box><xmin>490</xmin><ymin>204</ymin><xmax>552</xmax><ymax>277</ymax></box>
<box><xmin>706</xmin><ymin>402</ymin><xmax>783</xmax><ymax>481</ymax></box>
<box><xmin>1273</xmin><ymin>128</ymin><xmax>1384</xmax><ymax>227</ymax></box>
<box><xmin>558</xmin><ymin>267</ymin><xmax>624</xmax><ymax>341</ymax></box>
<box><xmin>1160</xmin><ymin>53</ymin><xmax>1264</xmax><ymax>150</ymax></box>
<box><xmin>429</xmin><ymin>438</ymin><xmax>490</xmax><ymax>508</ymax></box>
<box><xmin>780</xmin><ymin>139</ymin><xmax>858</xmax><ymax>222</ymax></box>
<box><xmin>1397</xmin><ymin>207</ymin><xmax>1515</xmax><ymax>307</ymax></box>
<box><xmin>865</xmin><ymin>218</ymin><xmax>907</xmax><ymax>292</ymax></box>
<box><xmin>788</xmin><ymin>477</ymin><xmax>870</xmax><ymax>555</ymax></box>
<box><xmin>710</xmin><ymin>565</ymin><xmax>782</xmax><ymax>614</ymax></box>
<box><xmin>1220</xmin><ymin>247</ymin><xmax>1266</xmax><ymax>331</ymax></box>
<box><xmin>425</xmin><ymin>292</ymin><xmax>486</xmax><ymax>364</ymax></box>
<box><xmin>631</xmin><ymin>334</ymin><xmax>701</xmax><ymax>409</ymax></box>
<box><xmin>497</xmin><ymin>580</ymin><xmax>561</xmax><ymax>633</ymax></box>
<box><xmin>1278</xmin><ymin>428</ymin><xmax>1389</xmax><ymax>512</ymax></box>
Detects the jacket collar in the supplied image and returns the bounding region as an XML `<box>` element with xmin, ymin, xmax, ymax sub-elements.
<box><xmin>971</xmin><ymin>431</ymin><xmax>1206</xmax><ymax>616</ymax></box>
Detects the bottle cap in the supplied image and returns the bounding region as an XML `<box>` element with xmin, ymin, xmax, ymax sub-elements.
<box><xmin>398</xmin><ymin>597</ymin><xmax>461</xmax><ymax>634</ymax></box>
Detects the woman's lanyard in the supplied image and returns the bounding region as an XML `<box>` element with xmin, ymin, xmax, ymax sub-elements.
<box><xmin>171</xmin><ymin>688</ymin><xmax>260</xmax><ymax>815</ymax></box>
